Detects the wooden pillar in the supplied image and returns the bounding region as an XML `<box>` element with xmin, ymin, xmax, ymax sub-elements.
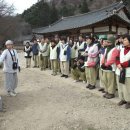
<box><xmin>127</xmin><ymin>27</ymin><xmax>129</xmax><ymax>34</ymax></box>
<box><xmin>92</xmin><ymin>27</ymin><xmax>94</xmax><ymax>34</ymax></box>
<box><xmin>109</xmin><ymin>25</ymin><xmax>112</xmax><ymax>33</ymax></box>
<box><xmin>116</xmin><ymin>26</ymin><xmax>118</xmax><ymax>34</ymax></box>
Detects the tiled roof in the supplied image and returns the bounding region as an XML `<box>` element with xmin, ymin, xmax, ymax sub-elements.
<box><xmin>33</xmin><ymin>1</ymin><xmax>130</xmax><ymax>34</ymax></box>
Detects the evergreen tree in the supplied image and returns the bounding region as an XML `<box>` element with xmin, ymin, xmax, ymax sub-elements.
<box><xmin>22</xmin><ymin>0</ymin><xmax>51</xmax><ymax>28</ymax></box>
<box><xmin>50</xmin><ymin>2</ymin><xmax>59</xmax><ymax>24</ymax></box>
<box><xmin>59</xmin><ymin>0</ymin><xmax>75</xmax><ymax>17</ymax></box>
<box><xmin>80</xmin><ymin>0</ymin><xmax>89</xmax><ymax>13</ymax></box>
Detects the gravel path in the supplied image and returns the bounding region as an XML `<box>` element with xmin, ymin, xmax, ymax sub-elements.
<box><xmin>0</xmin><ymin>53</ymin><xmax>130</xmax><ymax>130</ymax></box>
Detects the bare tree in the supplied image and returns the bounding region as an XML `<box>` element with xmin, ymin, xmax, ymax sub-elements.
<box><xmin>0</xmin><ymin>0</ymin><xmax>14</xmax><ymax>17</ymax></box>
<box><xmin>0</xmin><ymin>0</ymin><xmax>32</xmax><ymax>49</ymax></box>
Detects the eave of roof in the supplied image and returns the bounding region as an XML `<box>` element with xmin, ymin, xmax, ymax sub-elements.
<box><xmin>33</xmin><ymin>1</ymin><xmax>129</xmax><ymax>34</ymax></box>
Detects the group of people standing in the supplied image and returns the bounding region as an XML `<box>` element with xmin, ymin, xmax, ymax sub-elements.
<box><xmin>24</xmin><ymin>34</ymin><xmax>130</xmax><ymax>109</ymax></box>
<box><xmin>0</xmin><ymin>33</ymin><xmax>130</xmax><ymax>111</ymax></box>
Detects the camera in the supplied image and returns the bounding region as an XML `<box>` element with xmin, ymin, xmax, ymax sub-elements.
<box><xmin>12</xmin><ymin>62</ymin><xmax>18</xmax><ymax>70</ymax></box>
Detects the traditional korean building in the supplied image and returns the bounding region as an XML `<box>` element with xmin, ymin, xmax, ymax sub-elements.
<box><xmin>32</xmin><ymin>1</ymin><xmax>130</xmax><ymax>38</ymax></box>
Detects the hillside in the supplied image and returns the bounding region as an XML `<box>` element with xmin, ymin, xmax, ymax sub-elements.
<box><xmin>53</xmin><ymin>0</ymin><xmax>116</xmax><ymax>9</ymax></box>
<box><xmin>51</xmin><ymin>0</ymin><xmax>129</xmax><ymax>11</ymax></box>
<box><xmin>22</xmin><ymin>0</ymin><xmax>130</xmax><ymax>28</ymax></box>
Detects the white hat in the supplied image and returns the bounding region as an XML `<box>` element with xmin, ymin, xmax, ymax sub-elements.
<box><xmin>5</xmin><ymin>40</ymin><xmax>13</xmax><ymax>45</ymax></box>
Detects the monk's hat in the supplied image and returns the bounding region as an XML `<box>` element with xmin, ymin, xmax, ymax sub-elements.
<box><xmin>5</xmin><ymin>40</ymin><xmax>13</xmax><ymax>45</ymax></box>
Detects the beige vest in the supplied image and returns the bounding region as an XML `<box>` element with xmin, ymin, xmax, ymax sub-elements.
<box><xmin>71</xmin><ymin>43</ymin><xmax>78</xmax><ymax>59</ymax></box>
<box><xmin>102</xmin><ymin>48</ymin><xmax>116</xmax><ymax>72</ymax></box>
<box><xmin>60</xmin><ymin>44</ymin><xmax>68</xmax><ymax>61</ymax></box>
<box><xmin>77</xmin><ymin>41</ymin><xmax>86</xmax><ymax>55</ymax></box>
<box><xmin>39</xmin><ymin>43</ymin><xmax>48</xmax><ymax>56</ymax></box>
<box><xmin>24</xmin><ymin>46</ymin><xmax>32</xmax><ymax>57</ymax></box>
<box><xmin>50</xmin><ymin>45</ymin><xmax>58</xmax><ymax>60</ymax></box>
<box><xmin>116</xmin><ymin>48</ymin><xmax>130</xmax><ymax>77</ymax></box>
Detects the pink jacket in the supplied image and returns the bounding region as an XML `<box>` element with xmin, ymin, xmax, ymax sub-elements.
<box><xmin>85</xmin><ymin>44</ymin><xmax>99</xmax><ymax>67</ymax></box>
<box><xmin>101</xmin><ymin>47</ymin><xmax>119</xmax><ymax>66</ymax></box>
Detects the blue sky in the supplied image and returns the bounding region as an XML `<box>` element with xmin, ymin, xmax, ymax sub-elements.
<box><xmin>5</xmin><ymin>0</ymin><xmax>38</xmax><ymax>14</ymax></box>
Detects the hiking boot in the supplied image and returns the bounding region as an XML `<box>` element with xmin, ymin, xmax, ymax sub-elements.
<box><xmin>125</xmin><ymin>102</ymin><xmax>130</xmax><ymax>109</ymax></box>
<box><xmin>118</xmin><ymin>100</ymin><xmax>127</xmax><ymax>106</ymax></box>
<box><xmin>105</xmin><ymin>93</ymin><xmax>115</xmax><ymax>99</ymax></box>
<box><xmin>64</xmin><ymin>75</ymin><xmax>68</xmax><ymax>78</ymax></box>
<box><xmin>103</xmin><ymin>93</ymin><xmax>108</xmax><ymax>98</ymax></box>
<box><xmin>89</xmin><ymin>85</ymin><xmax>96</xmax><ymax>90</ymax></box>
<box><xmin>98</xmin><ymin>88</ymin><xmax>104</xmax><ymax>92</ymax></box>
<box><xmin>61</xmin><ymin>74</ymin><xmax>65</xmax><ymax>77</ymax></box>
<box><xmin>102</xmin><ymin>90</ymin><xmax>106</xmax><ymax>93</ymax></box>
<box><xmin>86</xmin><ymin>84</ymin><xmax>91</xmax><ymax>88</ymax></box>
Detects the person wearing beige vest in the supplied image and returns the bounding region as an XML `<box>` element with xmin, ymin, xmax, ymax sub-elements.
<box><xmin>54</xmin><ymin>36</ymin><xmax>61</xmax><ymax>73</ymax></box>
<box><xmin>59</xmin><ymin>37</ymin><xmax>71</xmax><ymax>78</ymax></box>
<box><xmin>98</xmin><ymin>38</ymin><xmax>108</xmax><ymax>93</ymax></box>
<box><xmin>77</xmin><ymin>35</ymin><xmax>87</xmax><ymax>57</ymax></box>
<box><xmin>116</xmin><ymin>34</ymin><xmax>130</xmax><ymax>109</ymax></box>
<box><xmin>101</xmin><ymin>37</ymin><xmax>118</xmax><ymax>99</ymax></box>
<box><xmin>38</xmin><ymin>38</ymin><xmax>48</xmax><ymax>71</ymax></box>
<box><xmin>45</xmin><ymin>38</ymin><xmax>51</xmax><ymax>69</ymax></box>
<box><xmin>24</xmin><ymin>42</ymin><xmax>32</xmax><ymax>68</ymax></box>
<box><xmin>71</xmin><ymin>56</ymin><xmax>86</xmax><ymax>83</ymax></box>
<box><xmin>84</xmin><ymin>36</ymin><xmax>99</xmax><ymax>90</ymax></box>
<box><xmin>68</xmin><ymin>38</ymin><xmax>78</xmax><ymax>68</ymax></box>
<box><xmin>50</xmin><ymin>39</ymin><xmax>59</xmax><ymax>76</ymax></box>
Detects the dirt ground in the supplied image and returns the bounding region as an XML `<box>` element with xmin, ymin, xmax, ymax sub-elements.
<box><xmin>0</xmin><ymin>52</ymin><xmax>130</xmax><ymax>130</ymax></box>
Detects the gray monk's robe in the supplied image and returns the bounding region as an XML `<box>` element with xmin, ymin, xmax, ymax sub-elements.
<box><xmin>0</xmin><ymin>49</ymin><xmax>19</xmax><ymax>92</ymax></box>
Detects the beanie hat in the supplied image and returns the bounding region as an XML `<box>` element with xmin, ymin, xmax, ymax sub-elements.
<box><xmin>100</xmin><ymin>37</ymin><xmax>108</xmax><ymax>41</ymax></box>
<box><xmin>99</xmin><ymin>35</ymin><xmax>107</xmax><ymax>40</ymax></box>
<box><xmin>107</xmin><ymin>36</ymin><xmax>116</xmax><ymax>45</ymax></box>
<box><xmin>5</xmin><ymin>40</ymin><xmax>13</xmax><ymax>45</ymax></box>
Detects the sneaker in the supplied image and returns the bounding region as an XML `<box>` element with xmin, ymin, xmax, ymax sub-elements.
<box><xmin>8</xmin><ymin>92</ymin><xmax>16</xmax><ymax>97</ymax></box>
<box><xmin>102</xmin><ymin>90</ymin><xmax>106</xmax><ymax>93</ymax></box>
<box><xmin>13</xmin><ymin>91</ymin><xmax>18</xmax><ymax>94</ymax></box>
<box><xmin>98</xmin><ymin>88</ymin><xmax>104</xmax><ymax>92</ymax></box>
<box><xmin>7</xmin><ymin>92</ymin><xmax>11</xmax><ymax>97</ymax></box>
<box><xmin>86</xmin><ymin>84</ymin><xmax>91</xmax><ymax>88</ymax></box>
<box><xmin>89</xmin><ymin>85</ymin><xmax>96</xmax><ymax>90</ymax></box>
<box><xmin>103</xmin><ymin>93</ymin><xmax>108</xmax><ymax>98</ymax></box>
<box><xmin>118</xmin><ymin>100</ymin><xmax>127</xmax><ymax>106</ymax></box>
<box><xmin>105</xmin><ymin>93</ymin><xmax>115</xmax><ymax>99</ymax></box>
